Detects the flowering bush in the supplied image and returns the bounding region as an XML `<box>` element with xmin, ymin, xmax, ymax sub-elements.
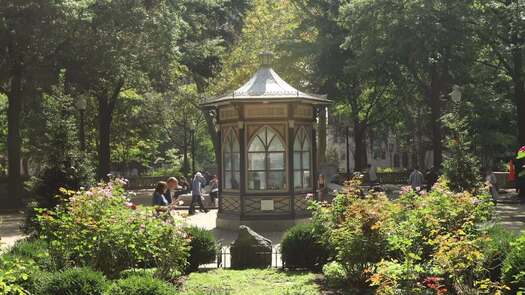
<box><xmin>309</xmin><ymin>177</ymin><xmax>503</xmax><ymax>293</ymax></box>
<box><xmin>36</xmin><ymin>179</ymin><xmax>189</xmax><ymax>279</ymax></box>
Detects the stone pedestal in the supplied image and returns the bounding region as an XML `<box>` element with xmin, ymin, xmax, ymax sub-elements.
<box><xmin>230</xmin><ymin>226</ymin><xmax>272</xmax><ymax>269</ymax></box>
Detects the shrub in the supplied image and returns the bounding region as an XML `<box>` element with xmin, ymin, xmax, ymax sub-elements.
<box><xmin>24</xmin><ymin>158</ymin><xmax>94</xmax><ymax>234</ymax></box>
<box><xmin>482</xmin><ymin>226</ymin><xmax>516</xmax><ymax>282</ymax></box>
<box><xmin>309</xmin><ymin>176</ymin><xmax>498</xmax><ymax>293</ymax></box>
<box><xmin>6</xmin><ymin>238</ymin><xmax>57</xmax><ymax>271</ymax></box>
<box><xmin>281</xmin><ymin>222</ymin><xmax>331</xmax><ymax>270</ymax></box>
<box><xmin>36</xmin><ymin>180</ymin><xmax>189</xmax><ymax>279</ymax></box>
<box><xmin>39</xmin><ymin>267</ymin><xmax>107</xmax><ymax>295</ymax></box>
<box><xmin>184</xmin><ymin>226</ymin><xmax>218</xmax><ymax>273</ymax></box>
<box><xmin>322</xmin><ymin>261</ymin><xmax>347</xmax><ymax>289</ymax></box>
<box><xmin>502</xmin><ymin>234</ymin><xmax>525</xmax><ymax>293</ymax></box>
<box><xmin>106</xmin><ymin>274</ymin><xmax>177</xmax><ymax>295</ymax></box>
<box><xmin>0</xmin><ymin>256</ymin><xmax>38</xmax><ymax>295</ymax></box>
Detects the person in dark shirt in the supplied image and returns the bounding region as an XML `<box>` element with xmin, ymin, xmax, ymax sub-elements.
<box><xmin>152</xmin><ymin>181</ymin><xmax>169</xmax><ymax>207</ymax></box>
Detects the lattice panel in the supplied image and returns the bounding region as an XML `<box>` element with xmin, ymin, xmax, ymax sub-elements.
<box><xmin>294</xmin><ymin>195</ymin><xmax>309</xmax><ymax>213</ymax></box>
<box><xmin>222</xmin><ymin>196</ymin><xmax>240</xmax><ymax>213</ymax></box>
<box><xmin>244</xmin><ymin>197</ymin><xmax>290</xmax><ymax>214</ymax></box>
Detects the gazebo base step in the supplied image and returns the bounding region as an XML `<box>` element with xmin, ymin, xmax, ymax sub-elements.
<box><xmin>216</xmin><ymin>215</ymin><xmax>310</xmax><ymax>232</ymax></box>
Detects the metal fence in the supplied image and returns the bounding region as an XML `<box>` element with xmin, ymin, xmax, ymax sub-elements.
<box><xmin>199</xmin><ymin>245</ymin><xmax>283</xmax><ymax>269</ymax></box>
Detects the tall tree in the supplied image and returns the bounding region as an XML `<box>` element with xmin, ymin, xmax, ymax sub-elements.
<box><xmin>477</xmin><ymin>0</ymin><xmax>525</xmax><ymax>147</ymax></box>
<box><xmin>62</xmin><ymin>0</ymin><xmax>182</xmax><ymax>179</ymax></box>
<box><xmin>0</xmin><ymin>1</ymin><xmax>67</xmax><ymax>207</ymax></box>
<box><xmin>291</xmin><ymin>0</ymin><xmax>398</xmax><ymax>171</ymax></box>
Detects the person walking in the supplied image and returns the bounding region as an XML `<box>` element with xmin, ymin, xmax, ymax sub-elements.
<box><xmin>209</xmin><ymin>175</ymin><xmax>219</xmax><ymax>207</ymax></box>
<box><xmin>367</xmin><ymin>164</ymin><xmax>378</xmax><ymax>185</ymax></box>
<box><xmin>516</xmin><ymin>146</ymin><xmax>525</xmax><ymax>199</ymax></box>
<box><xmin>408</xmin><ymin>166</ymin><xmax>424</xmax><ymax>192</ymax></box>
<box><xmin>189</xmin><ymin>172</ymin><xmax>208</xmax><ymax>215</ymax></box>
<box><xmin>485</xmin><ymin>168</ymin><xmax>498</xmax><ymax>202</ymax></box>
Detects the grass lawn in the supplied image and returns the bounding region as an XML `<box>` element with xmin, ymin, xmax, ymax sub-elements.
<box><xmin>180</xmin><ymin>269</ymin><xmax>320</xmax><ymax>295</ymax></box>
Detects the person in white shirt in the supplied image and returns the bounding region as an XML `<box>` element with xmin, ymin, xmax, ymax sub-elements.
<box><xmin>367</xmin><ymin>164</ymin><xmax>378</xmax><ymax>185</ymax></box>
<box><xmin>408</xmin><ymin>166</ymin><xmax>424</xmax><ymax>192</ymax></box>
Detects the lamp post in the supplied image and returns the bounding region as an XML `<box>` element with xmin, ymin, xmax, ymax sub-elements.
<box><xmin>75</xmin><ymin>96</ymin><xmax>87</xmax><ymax>151</ymax></box>
<box><xmin>190</xmin><ymin>125</ymin><xmax>196</xmax><ymax>176</ymax></box>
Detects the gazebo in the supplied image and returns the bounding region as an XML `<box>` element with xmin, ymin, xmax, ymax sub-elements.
<box><xmin>201</xmin><ymin>52</ymin><xmax>331</xmax><ymax>231</ymax></box>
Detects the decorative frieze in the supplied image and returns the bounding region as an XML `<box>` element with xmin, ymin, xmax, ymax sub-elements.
<box><xmin>244</xmin><ymin>104</ymin><xmax>287</xmax><ymax>119</ymax></box>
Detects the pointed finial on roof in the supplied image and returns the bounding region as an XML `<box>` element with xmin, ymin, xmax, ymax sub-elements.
<box><xmin>259</xmin><ymin>51</ymin><xmax>273</xmax><ymax>67</ymax></box>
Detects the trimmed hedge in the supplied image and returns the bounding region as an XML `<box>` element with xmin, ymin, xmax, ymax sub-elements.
<box><xmin>39</xmin><ymin>267</ymin><xmax>107</xmax><ymax>295</ymax></box>
<box><xmin>281</xmin><ymin>222</ymin><xmax>331</xmax><ymax>270</ymax></box>
<box><xmin>185</xmin><ymin>226</ymin><xmax>218</xmax><ymax>273</ymax></box>
<box><xmin>106</xmin><ymin>274</ymin><xmax>177</xmax><ymax>295</ymax></box>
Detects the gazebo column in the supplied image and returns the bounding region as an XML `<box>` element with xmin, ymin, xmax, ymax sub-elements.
<box><xmin>238</xmin><ymin>120</ymin><xmax>246</xmax><ymax>218</ymax></box>
<box><xmin>288</xmin><ymin>119</ymin><xmax>295</xmax><ymax>219</ymax></box>
<box><xmin>312</xmin><ymin>111</ymin><xmax>318</xmax><ymax>201</ymax></box>
<box><xmin>216</xmin><ymin>125</ymin><xmax>222</xmax><ymax>213</ymax></box>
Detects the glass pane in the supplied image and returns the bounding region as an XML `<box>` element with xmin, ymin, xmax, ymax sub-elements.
<box><xmin>224</xmin><ymin>152</ymin><xmax>231</xmax><ymax>170</ymax></box>
<box><xmin>268</xmin><ymin>153</ymin><xmax>284</xmax><ymax>170</ymax></box>
<box><xmin>248</xmin><ymin>171</ymin><xmax>266</xmax><ymax>190</ymax></box>
<box><xmin>293</xmin><ymin>136</ymin><xmax>301</xmax><ymax>151</ymax></box>
<box><xmin>233</xmin><ymin>152</ymin><xmax>240</xmax><ymax>170</ymax></box>
<box><xmin>266</xmin><ymin>128</ymin><xmax>275</xmax><ymax>144</ymax></box>
<box><xmin>302</xmin><ymin>152</ymin><xmax>310</xmax><ymax>169</ymax></box>
<box><xmin>294</xmin><ymin>171</ymin><xmax>302</xmax><ymax>189</ymax></box>
<box><xmin>267</xmin><ymin>171</ymin><xmax>286</xmax><ymax>190</ymax></box>
<box><xmin>232</xmin><ymin>172</ymin><xmax>240</xmax><ymax>189</ymax></box>
<box><xmin>268</xmin><ymin>136</ymin><xmax>285</xmax><ymax>151</ymax></box>
<box><xmin>303</xmin><ymin>170</ymin><xmax>311</xmax><ymax>188</ymax></box>
<box><xmin>224</xmin><ymin>172</ymin><xmax>232</xmax><ymax>189</ymax></box>
<box><xmin>232</xmin><ymin>137</ymin><xmax>240</xmax><ymax>152</ymax></box>
<box><xmin>249</xmin><ymin>136</ymin><xmax>265</xmax><ymax>152</ymax></box>
<box><xmin>224</xmin><ymin>139</ymin><xmax>232</xmax><ymax>152</ymax></box>
<box><xmin>248</xmin><ymin>153</ymin><xmax>265</xmax><ymax>170</ymax></box>
<box><xmin>303</xmin><ymin>136</ymin><xmax>310</xmax><ymax>151</ymax></box>
<box><xmin>293</xmin><ymin>152</ymin><xmax>301</xmax><ymax>170</ymax></box>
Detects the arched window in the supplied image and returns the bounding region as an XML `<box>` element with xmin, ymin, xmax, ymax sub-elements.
<box><xmin>248</xmin><ymin>126</ymin><xmax>286</xmax><ymax>190</ymax></box>
<box><xmin>223</xmin><ymin>129</ymin><xmax>240</xmax><ymax>190</ymax></box>
<box><xmin>293</xmin><ymin>127</ymin><xmax>311</xmax><ymax>189</ymax></box>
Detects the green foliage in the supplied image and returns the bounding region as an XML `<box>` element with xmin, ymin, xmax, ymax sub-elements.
<box><xmin>39</xmin><ymin>267</ymin><xmax>107</xmax><ymax>295</ymax></box>
<box><xmin>182</xmin><ymin>269</ymin><xmax>319</xmax><ymax>295</ymax></box>
<box><xmin>309</xmin><ymin>177</ymin><xmax>500</xmax><ymax>293</ymax></box>
<box><xmin>442</xmin><ymin>88</ymin><xmax>482</xmax><ymax>193</ymax></box>
<box><xmin>502</xmin><ymin>234</ymin><xmax>525</xmax><ymax>293</ymax></box>
<box><xmin>322</xmin><ymin>261</ymin><xmax>347</xmax><ymax>289</ymax></box>
<box><xmin>5</xmin><ymin>239</ymin><xmax>57</xmax><ymax>272</ymax></box>
<box><xmin>184</xmin><ymin>226</ymin><xmax>218</xmax><ymax>273</ymax></box>
<box><xmin>281</xmin><ymin>222</ymin><xmax>331</xmax><ymax>271</ymax></box>
<box><xmin>36</xmin><ymin>179</ymin><xmax>188</xmax><ymax>279</ymax></box>
<box><xmin>106</xmin><ymin>274</ymin><xmax>177</xmax><ymax>295</ymax></box>
<box><xmin>0</xmin><ymin>256</ymin><xmax>37</xmax><ymax>295</ymax></box>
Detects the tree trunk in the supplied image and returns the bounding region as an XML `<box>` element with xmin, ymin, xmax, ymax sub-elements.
<box><xmin>97</xmin><ymin>98</ymin><xmax>112</xmax><ymax>181</ymax></box>
<box><xmin>182</xmin><ymin>125</ymin><xmax>190</xmax><ymax>177</ymax></box>
<box><xmin>429</xmin><ymin>75</ymin><xmax>443</xmax><ymax>168</ymax></box>
<box><xmin>96</xmin><ymin>80</ymin><xmax>123</xmax><ymax>181</ymax></box>
<box><xmin>512</xmin><ymin>41</ymin><xmax>525</xmax><ymax>147</ymax></box>
<box><xmin>353</xmin><ymin>120</ymin><xmax>367</xmax><ymax>171</ymax></box>
<box><xmin>6</xmin><ymin>69</ymin><xmax>23</xmax><ymax>208</ymax></box>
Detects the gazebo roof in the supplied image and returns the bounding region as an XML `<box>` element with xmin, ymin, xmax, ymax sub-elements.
<box><xmin>202</xmin><ymin>54</ymin><xmax>330</xmax><ymax>108</ymax></box>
